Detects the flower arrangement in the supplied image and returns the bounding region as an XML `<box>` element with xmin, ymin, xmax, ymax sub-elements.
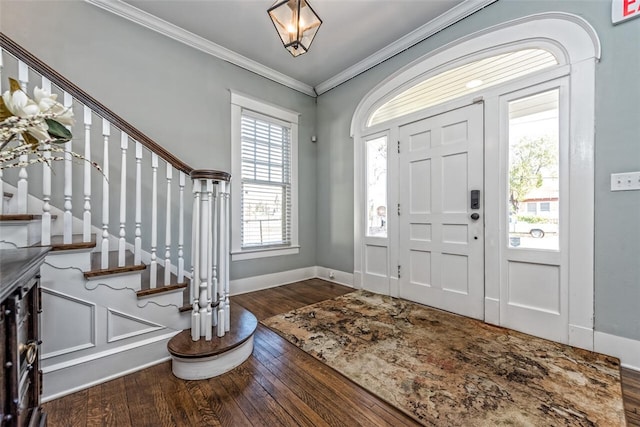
<box><xmin>0</xmin><ymin>77</ymin><xmax>99</xmax><ymax>171</ymax></box>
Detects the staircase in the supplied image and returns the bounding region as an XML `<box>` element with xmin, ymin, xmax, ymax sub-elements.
<box><xmin>0</xmin><ymin>33</ymin><xmax>256</xmax><ymax>401</ymax></box>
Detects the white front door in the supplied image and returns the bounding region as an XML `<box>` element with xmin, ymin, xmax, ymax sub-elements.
<box><xmin>398</xmin><ymin>103</ymin><xmax>484</xmax><ymax>319</ymax></box>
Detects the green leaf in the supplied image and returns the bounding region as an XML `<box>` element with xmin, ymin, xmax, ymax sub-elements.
<box><xmin>8</xmin><ymin>78</ymin><xmax>21</xmax><ymax>93</ymax></box>
<box><xmin>45</xmin><ymin>119</ymin><xmax>72</xmax><ymax>143</ymax></box>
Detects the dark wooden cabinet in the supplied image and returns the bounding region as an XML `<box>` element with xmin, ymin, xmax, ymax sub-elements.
<box><xmin>1</xmin><ymin>248</ymin><xmax>49</xmax><ymax>427</ymax></box>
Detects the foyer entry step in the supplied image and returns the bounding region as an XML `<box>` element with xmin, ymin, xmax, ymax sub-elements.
<box><xmin>167</xmin><ymin>302</ymin><xmax>257</xmax><ymax>380</ymax></box>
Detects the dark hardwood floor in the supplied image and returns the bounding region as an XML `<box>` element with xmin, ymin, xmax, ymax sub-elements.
<box><xmin>43</xmin><ymin>278</ymin><xmax>640</xmax><ymax>426</ymax></box>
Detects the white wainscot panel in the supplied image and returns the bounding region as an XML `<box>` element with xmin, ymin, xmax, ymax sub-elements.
<box><xmin>508</xmin><ymin>261</ymin><xmax>560</xmax><ymax>314</ymax></box>
<box><xmin>442</xmin><ymin>224</ymin><xmax>468</xmax><ymax>244</ymax></box>
<box><xmin>441</xmin><ymin>120</ymin><xmax>468</xmax><ymax>145</ymax></box>
<box><xmin>365</xmin><ymin>245</ymin><xmax>388</xmax><ymax>277</ymax></box>
<box><xmin>107</xmin><ymin>308</ymin><xmax>165</xmax><ymax>343</ymax></box>
<box><xmin>41</xmin><ymin>288</ymin><xmax>96</xmax><ymax>359</ymax></box>
<box><xmin>410</xmin><ymin>130</ymin><xmax>431</xmax><ymax>151</ymax></box>
<box><xmin>410</xmin><ymin>250</ymin><xmax>431</xmax><ymax>286</ymax></box>
<box><xmin>441</xmin><ymin>253</ymin><xmax>468</xmax><ymax>294</ymax></box>
<box><xmin>410</xmin><ymin>159</ymin><xmax>431</xmax><ymax>213</ymax></box>
<box><xmin>442</xmin><ymin>153</ymin><xmax>468</xmax><ymax>212</ymax></box>
<box><xmin>410</xmin><ymin>223</ymin><xmax>432</xmax><ymax>241</ymax></box>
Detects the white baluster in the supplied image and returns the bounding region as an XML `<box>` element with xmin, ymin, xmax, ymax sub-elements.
<box><xmin>202</xmin><ymin>179</ymin><xmax>213</xmax><ymax>340</ymax></box>
<box><xmin>150</xmin><ymin>153</ymin><xmax>158</xmax><ymax>287</ymax></box>
<box><xmin>134</xmin><ymin>142</ymin><xmax>142</xmax><ymax>265</ymax></box>
<box><xmin>216</xmin><ymin>180</ymin><xmax>230</xmax><ymax>336</ymax></box>
<box><xmin>209</xmin><ymin>181</ymin><xmax>224</xmax><ymax>336</ymax></box>
<box><xmin>101</xmin><ymin>120</ymin><xmax>110</xmax><ymax>269</ymax></box>
<box><xmin>190</xmin><ymin>173</ymin><xmax>218</xmax><ymax>341</ymax></box>
<box><xmin>16</xmin><ymin>61</ymin><xmax>28</xmax><ymax>214</ymax></box>
<box><xmin>83</xmin><ymin>106</ymin><xmax>92</xmax><ymax>242</ymax></box>
<box><xmin>63</xmin><ymin>92</ymin><xmax>73</xmax><ymax>243</ymax></box>
<box><xmin>40</xmin><ymin>78</ymin><xmax>52</xmax><ymax>246</ymax></box>
<box><xmin>190</xmin><ymin>179</ymin><xmax>201</xmax><ymax>341</ymax></box>
<box><xmin>223</xmin><ymin>180</ymin><xmax>231</xmax><ymax>332</ymax></box>
<box><xmin>164</xmin><ymin>163</ymin><xmax>172</xmax><ymax>285</ymax></box>
<box><xmin>214</xmin><ymin>182</ymin><xmax>224</xmax><ymax>337</ymax></box>
<box><xmin>118</xmin><ymin>133</ymin><xmax>128</xmax><ymax>267</ymax></box>
<box><xmin>177</xmin><ymin>172</ymin><xmax>185</xmax><ymax>282</ymax></box>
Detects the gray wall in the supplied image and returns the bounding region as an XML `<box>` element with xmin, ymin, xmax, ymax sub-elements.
<box><xmin>2</xmin><ymin>0</ymin><xmax>639</xmax><ymax>342</ymax></box>
<box><xmin>315</xmin><ymin>0</ymin><xmax>640</xmax><ymax>340</ymax></box>
<box><xmin>0</xmin><ymin>0</ymin><xmax>318</xmax><ymax>280</ymax></box>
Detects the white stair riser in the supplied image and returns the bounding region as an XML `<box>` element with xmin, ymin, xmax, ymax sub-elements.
<box><xmin>171</xmin><ymin>336</ymin><xmax>254</xmax><ymax>380</ymax></box>
<box><xmin>0</xmin><ymin>221</ymin><xmax>41</xmax><ymax>246</ymax></box>
<box><xmin>85</xmin><ymin>271</ymin><xmax>143</xmax><ymax>291</ymax></box>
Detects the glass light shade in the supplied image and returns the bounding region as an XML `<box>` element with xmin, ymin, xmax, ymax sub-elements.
<box><xmin>268</xmin><ymin>0</ymin><xmax>322</xmax><ymax>57</ymax></box>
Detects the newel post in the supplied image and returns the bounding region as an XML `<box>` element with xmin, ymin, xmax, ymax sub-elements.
<box><xmin>189</xmin><ymin>170</ymin><xmax>231</xmax><ymax>341</ymax></box>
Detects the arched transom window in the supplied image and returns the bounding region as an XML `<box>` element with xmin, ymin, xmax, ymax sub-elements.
<box><xmin>368</xmin><ymin>48</ymin><xmax>559</xmax><ymax>127</ymax></box>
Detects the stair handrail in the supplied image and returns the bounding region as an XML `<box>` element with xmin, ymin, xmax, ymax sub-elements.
<box><xmin>0</xmin><ymin>32</ymin><xmax>193</xmax><ymax>174</ymax></box>
<box><xmin>1</xmin><ymin>32</ymin><xmax>232</xmax><ymax>343</ymax></box>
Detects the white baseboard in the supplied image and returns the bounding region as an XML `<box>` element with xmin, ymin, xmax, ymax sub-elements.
<box><xmin>231</xmin><ymin>266</ymin><xmax>318</xmax><ymax>295</ymax></box>
<box><xmin>484</xmin><ymin>297</ymin><xmax>500</xmax><ymax>326</ymax></box>
<box><xmin>569</xmin><ymin>324</ymin><xmax>594</xmax><ymax>351</ymax></box>
<box><xmin>231</xmin><ymin>266</ymin><xmax>354</xmax><ymax>295</ymax></box>
<box><xmin>314</xmin><ymin>266</ymin><xmax>354</xmax><ymax>287</ymax></box>
<box><xmin>594</xmin><ymin>331</ymin><xmax>640</xmax><ymax>371</ymax></box>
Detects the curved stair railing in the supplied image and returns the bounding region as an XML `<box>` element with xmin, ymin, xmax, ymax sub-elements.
<box><xmin>0</xmin><ymin>33</ymin><xmax>232</xmax><ymax>344</ymax></box>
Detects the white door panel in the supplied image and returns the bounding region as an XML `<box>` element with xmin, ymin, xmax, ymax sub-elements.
<box><xmin>399</xmin><ymin>104</ymin><xmax>484</xmax><ymax>320</ymax></box>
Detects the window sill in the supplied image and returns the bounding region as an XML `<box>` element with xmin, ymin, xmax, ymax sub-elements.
<box><xmin>231</xmin><ymin>246</ymin><xmax>300</xmax><ymax>261</ymax></box>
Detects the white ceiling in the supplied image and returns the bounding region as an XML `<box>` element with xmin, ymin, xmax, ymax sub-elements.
<box><xmin>88</xmin><ymin>0</ymin><xmax>497</xmax><ymax>95</ymax></box>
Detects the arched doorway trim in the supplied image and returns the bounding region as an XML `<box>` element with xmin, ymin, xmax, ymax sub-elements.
<box><xmin>351</xmin><ymin>12</ymin><xmax>600</xmax><ymax>136</ymax></box>
<box><xmin>351</xmin><ymin>12</ymin><xmax>600</xmax><ymax>350</ymax></box>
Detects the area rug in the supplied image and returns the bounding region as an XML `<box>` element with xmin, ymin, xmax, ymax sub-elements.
<box><xmin>261</xmin><ymin>291</ymin><xmax>626</xmax><ymax>426</ymax></box>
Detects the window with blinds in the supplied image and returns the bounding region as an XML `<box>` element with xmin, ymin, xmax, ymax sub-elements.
<box><xmin>240</xmin><ymin>112</ymin><xmax>292</xmax><ymax>248</ymax></box>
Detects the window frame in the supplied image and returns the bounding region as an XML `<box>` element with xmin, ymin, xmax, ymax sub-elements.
<box><xmin>230</xmin><ymin>91</ymin><xmax>300</xmax><ymax>261</ymax></box>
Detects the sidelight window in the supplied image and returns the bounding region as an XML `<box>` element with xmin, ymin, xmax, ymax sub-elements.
<box><xmin>366</xmin><ymin>136</ymin><xmax>388</xmax><ymax>237</ymax></box>
<box><xmin>507</xmin><ymin>89</ymin><xmax>560</xmax><ymax>250</ymax></box>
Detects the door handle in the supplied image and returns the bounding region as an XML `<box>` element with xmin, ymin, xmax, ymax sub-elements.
<box><xmin>470</xmin><ymin>213</ymin><xmax>480</xmax><ymax>220</ymax></box>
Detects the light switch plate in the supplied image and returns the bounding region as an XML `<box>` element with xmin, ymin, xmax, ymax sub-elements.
<box><xmin>611</xmin><ymin>172</ymin><xmax>640</xmax><ymax>191</ymax></box>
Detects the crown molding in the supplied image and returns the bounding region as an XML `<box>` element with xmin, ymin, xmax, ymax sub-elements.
<box><xmin>86</xmin><ymin>0</ymin><xmax>497</xmax><ymax>98</ymax></box>
<box><xmin>314</xmin><ymin>0</ymin><xmax>498</xmax><ymax>95</ymax></box>
<box><xmin>85</xmin><ymin>0</ymin><xmax>316</xmax><ymax>97</ymax></box>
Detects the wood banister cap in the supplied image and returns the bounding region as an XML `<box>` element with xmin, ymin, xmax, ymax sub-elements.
<box><xmin>190</xmin><ymin>169</ymin><xmax>231</xmax><ymax>181</ymax></box>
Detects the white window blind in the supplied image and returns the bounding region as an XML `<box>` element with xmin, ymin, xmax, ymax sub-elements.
<box><xmin>240</xmin><ymin>112</ymin><xmax>292</xmax><ymax>249</ymax></box>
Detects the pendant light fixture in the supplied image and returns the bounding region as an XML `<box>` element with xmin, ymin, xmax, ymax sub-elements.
<box><xmin>268</xmin><ymin>0</ymin><xmax>322</xmax><ymax>57</ymax></box>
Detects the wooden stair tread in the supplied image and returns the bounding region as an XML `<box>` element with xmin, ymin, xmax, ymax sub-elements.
<box><xmin>84</xmin><ymin>250</ymin><xmax>146</xmax><ymax>278</ymax></box>
<box><xmin>136</xmin><ymin>281</ymin><xmax>187</xmax><ymax>298</ymax></box>
<box><xmin>34</xmin><ymin>234</ymin><xmax>97</xmax><ymax>251</ymax></box>
<box><xmin>167</xmin><ymin>302</ymin><xmax>257</xmax><ymax>359</ymax></box>
<box><xmin>0</xmin><ymin>214</ymin><xmax>57</xmax><ymax>221</ymax></box>
<box><xmin>136</xmin><ymin>263</ymin><xmax>189</xmax><ymax>298</ymax></box>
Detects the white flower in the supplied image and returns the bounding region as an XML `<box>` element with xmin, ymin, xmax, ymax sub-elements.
<box><xmin>33</xmin><ymin>87</ymin><xmax>58</xmax><ymax>111</ymax></box>
<box><xmin>33</xmin><ymin>87</ymin><xmax>74</xmax><ymax>126</ymax></box>
<box><xmin>2</xmin><ymin>89</ymin><xmax>40</xmax><ymax>117</ymax></box>
<box><xmin>2</xmin><ymin>89</ymin><xmax>50</xmax><ymax>141</ymax></box>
